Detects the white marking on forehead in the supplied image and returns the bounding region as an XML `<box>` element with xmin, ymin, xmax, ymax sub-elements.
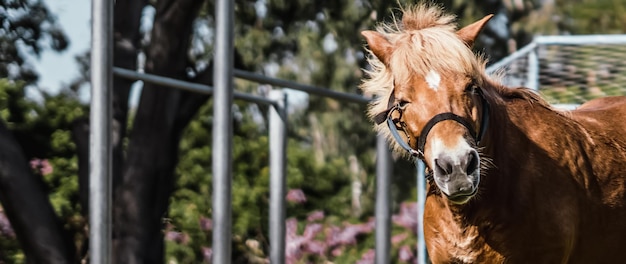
<box><xmin>425</xmin><ymin>70</ymin><xmax>441</xmax><ymax>91</ymax></box>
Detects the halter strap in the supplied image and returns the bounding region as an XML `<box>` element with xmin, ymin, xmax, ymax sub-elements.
<box><xmin>375</xmin><ymin>88</ymin><xmax>490</xmax><ymax>158</ymax></box>
<box><xmin>417</xmin><ymin>112</ymin><xmax>477</xmax><ymax>155</ymax></box>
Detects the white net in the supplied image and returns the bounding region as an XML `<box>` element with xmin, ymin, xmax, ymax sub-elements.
<box><xmin>487</xmin><ymin>35</ymin><xmax>626</xmax><ymax>106</ymax></box>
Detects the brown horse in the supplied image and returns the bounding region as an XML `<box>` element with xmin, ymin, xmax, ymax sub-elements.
<box><xmin>361</xmin><ymin>4</ymin><xmax>626</xmax><ymax>264</ymax></box>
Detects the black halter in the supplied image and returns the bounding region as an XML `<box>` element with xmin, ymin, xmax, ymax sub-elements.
<box><xmin>373</xmin><ymin>88</ymin><xmax>490</xmax><ymax>159</ymax></box>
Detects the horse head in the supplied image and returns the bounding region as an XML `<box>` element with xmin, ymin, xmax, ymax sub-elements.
<box><xmin>361</xmin><ymin>6</ymin><xmax>493</xmax><ymax>204</ymax></box>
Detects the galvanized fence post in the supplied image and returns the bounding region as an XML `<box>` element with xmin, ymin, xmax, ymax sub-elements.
<box><xmin>526</xmin><ymin>48</ymin><xmax>539</xmax><ymax>91</ymax></box>
<box><xmin>89</xmin><ymin>0</ymin><xmax>113</xmax><ymax>262</ymax></box>
<box><xmin>375</xmin><ymin>135</ymin><xmax>392</xmax><ymax>264</ymax></box>
<box><xmin>212</xmin><ymin>0</ymin><xmax>234</xmax><ymax>262</ymax></box>
<box><xmin>269</xmin><ymin>90</ymin><xmax>287</xmax><ymax>264</ymax></box>
<box><xmin>416</xmin><ymin>160</ymin><xmax>427</xmax><ymax>264</ymax></box>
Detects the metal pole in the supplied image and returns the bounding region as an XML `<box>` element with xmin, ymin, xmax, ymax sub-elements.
<box><xmin>526</xmin><ymin>49</ymin><xmax>539</xmax><ymax>91</ymax></box>
<box><xmin>89</xmin><ymin>0</ymin><xmax>113</xmax><ymax>262</ymax></box>
<box><xmin>485</xmin><ymin>42</ymin><xmax>538</xmax><ymax>75</ymax></box>
<box><xmin>268</xmin><ymin>90</ymin><xmax>287</xmax><ymax>264</ymax></box>
<box><xmin>416</xmin><ymin>160</ymin><xmax>427</xmax><ymax>264</ymax></box>
<box><xmin>212</xmin><ymin>0</ymin><xmax>234</xmax><ymax>263</ymax></box>
<box><xmin>375</xmin><ymin>135</ymin><xmax>392</xmax><ymax>264</ymax></box>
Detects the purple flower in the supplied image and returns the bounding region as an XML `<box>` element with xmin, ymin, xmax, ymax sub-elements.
<box><xmin>335</xmin><ymin>225</ymin><xmax>360</xmax><ymax>245</ymax></box>
<box><xmin>30</xmin><ymin>158</ymin><xmax>53</xmax><ymax>175</ymax></box>
<box><xmin>286</xmin><ymin>236</ymin><xmax>307</xmax><ymax>263</ymax></box>
<box><xmin>392</xmin><ymin>202</ymin><xmax>418</xmax><ymax>233</ymax></box>
<box><xmin>327</xmin><ymin>221</ymin><xmax>375</xmax><ymax>247</ymax></box>
<box><xmin>285</xmin><ymin>219</ymin><xmax>327</xmax><ymax>262</ymax></box>
<box><xmin>331</xmin><ymin>247</ymin><xmax>344</xmax><ymax>257</ymax></box>
<box><xmin>0</xmin><ymin>211</ymin><xmax>15</xmax><ymax>237</ymax></box>
<box><xmin>285</xmin><ymin>218</ymin><xmax>298</xmax><ymax>239</ymax></box>
<box><xmin>307</xmin><ymin>210</ymin><xmax>324</xmax><ymax>222</ymax></box>
<box><xmin>303</xmin><ymin>223</ymin><xmax>322</xmax><ymax>239</ymax></box>
<box><xmin>302</xmin><ymin>240</ymin><xmax>327</xmax><ymax>256</ymax></box>
<box><xmin>286</xmin><ymin>189</ymin><xmax>307</xmax><ymax>204</ymax></box>
<box><xmin>165</xmin><ymin>231</ymin><xmax>189</xmax><ymax>244</ymax></box>
<box><xmin>199</xmin><ymin>216</ymin><xmax>212</xmax><ymax>231</ymax></box>
<box><xmin>201</xmin><ymin>247</ymin><xmax>212</xmax><ymax>262</ymax></box>
<box><xmin>391</xmin><ymin>233</ymin><xmax>409</xmax><ymax>245</ymax></box>
<box><xmin>325</xmin><ymin>225</ymin><xmax>342</xmax><ymax>247</ymax></box>
<box><xmin>284</xmin><ymin>215</ymin><xmax>377</xmax><ymax>262</ymax></box>
<box><xmin>398</xmin><ymin>245</ymin><xmax>415</xmax><ymax>262</ymax></box>
<box><xmin>285</xmin><ymin>218</ymin><xmax>305</xmax><ymax>262</ymax></box>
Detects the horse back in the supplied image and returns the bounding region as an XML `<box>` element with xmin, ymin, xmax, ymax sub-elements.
<box><xmin>568</xmin><ymin>96</ymin><xmax>626</xmax><ymax>200</ymax></box>
<box><xmin>571</xmin><ymin>96</ymin><xmax>626</xmax><ymax>137</ymax></box>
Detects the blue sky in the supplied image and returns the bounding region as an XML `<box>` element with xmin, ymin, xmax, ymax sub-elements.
<box><xmin>34</xmin><ymin>0</ymin><xmax>90</xmax><ymax>94</ymax></box>
<box><xmin>32</xmin><ymin>0</ymin><xmax>308</xmax><ymax>109</ymax></box>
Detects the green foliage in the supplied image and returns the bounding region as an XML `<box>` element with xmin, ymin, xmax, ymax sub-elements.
<box><xmin>0</xmin><ymin>0</ymin><xmax>68</xmax><ymax>83</ymax></box>
<box><xmin>0</xmin><ymin>80</ymin><xmax>25</xmax><ymax>264</ymax></box>
<box><xmin>0</xmin><ymin>79</ymin><xmax>87</xmax><ymax>260</ymax></box>
<box><xmin>167</xmin><ymin>96</ymin><xmax>389</xmax><ymax>262</ymax></box>
<box><xmin>556</xmin><ymin>0</ymin><xmax>626</xmax><ymax>34</ymax></box>
<box><xmin>541</xmin><ymin>83</ymin><xmax>626</xmax><ymax>104</ymax></box>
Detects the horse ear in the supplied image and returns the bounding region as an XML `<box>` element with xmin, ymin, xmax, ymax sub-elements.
<box><xmin>457</xmin><ymin>14</ymin><xmax>494</xmax><ymax>47</ymax></box>
<box><xmin>361</xmin><ymin>30</ymin><xmax>393</xmax><ymax>65</ymax></box>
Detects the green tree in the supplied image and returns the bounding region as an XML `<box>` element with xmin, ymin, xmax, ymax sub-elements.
<box><xmin>555</xmin><ymin>0</ymin><xmax>626</xmax><ymax>34</ymax></box>
<box><xmin>0</xmin><ymin>0</ymin><xmax>68</xmax><ymax>83</ymax></box>
<box><xmin>0</xmin><ymin>78</ymin><xmax>85</xmax><ymax>262</ymax></box>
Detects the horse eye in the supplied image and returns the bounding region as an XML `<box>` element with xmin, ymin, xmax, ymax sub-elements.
<box><xmin>465</xmin><ymin>83</ymin><xmax>477</xmax><ymax>94</ymax></box>
<box><xmin>398</xmin><ymin>100</ymin><xmax>410</xmax><ymax>109</ymax></box>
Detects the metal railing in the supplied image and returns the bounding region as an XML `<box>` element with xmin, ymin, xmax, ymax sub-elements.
<box><xmin>487</xmin><ymin>34</ymin><xmax>626</xmax><ymax>109</ymax></box>
<box><xmin>111</xmin><ymin>68</ymin><xmax>393</xmax><ymax>264</ymax></box>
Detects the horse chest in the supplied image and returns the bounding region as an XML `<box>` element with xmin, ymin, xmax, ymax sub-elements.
<box><xmin>439</xmin><ymin>234</ymin><xmax>485</xmax><ymax>263</ymax></box>
<box><xmin>426</xmin><ymin>214</ymin><xmax>578</xmax><ymax>264</ymax></box>
<box><xmin>425</xmin><ymin>218</ymin><xmax>506</xmax><ymax>263</ymax></box>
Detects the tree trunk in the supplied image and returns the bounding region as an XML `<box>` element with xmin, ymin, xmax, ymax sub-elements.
<box><xmin>0</xmin><ymin>121</ymin><xmax>74</xmax><ymax>263</ymax></box>
<box><xmin>74</xmin><ymin>0</ymin><xmax>147</xmax><ymax>218</ymax></box>
<box><xmin>113</xmin><ymin>0</ymin><xmax>209</xmax><ymax>262</ymax></box>
<box><xmin>73</xmin><ymin>0</ymin><xmax>147</xmax><ymax>261</ymax></box>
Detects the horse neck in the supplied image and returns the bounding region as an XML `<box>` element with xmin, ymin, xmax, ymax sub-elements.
<box><xmin>474</xmin><ymin>89</ymin><xmax>590</xmax><ymax>211</ymax></box>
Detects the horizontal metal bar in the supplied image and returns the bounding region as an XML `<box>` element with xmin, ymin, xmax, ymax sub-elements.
<box><xmin>234</xmin><ymin>69</ymin><xmax>371</xmax><ymax>104</ymax></box>
<box><xmin>113</xmin><ymin>67</ymin><xmax>277</xmax><ymax>106</ymax></box>
<box><xmin>552</xmin><ymin>103</ymin><xmax>580</xmax><ymax>110</ymax></box>
<box><xmin>486</xmin><ymin>42</ymin><xmax>537</xmax><ymax>74</ymax></box>
<box><xmin>535</xmin><ymin>34</ymin><xmax>626</xmax><ymax>45</ymax></box>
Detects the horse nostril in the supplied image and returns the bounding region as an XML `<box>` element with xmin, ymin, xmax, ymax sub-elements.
<box><xmin>465</xmin><ymin>151</ymin><xmax>479</xmax><ymax>175</ymax></box>
<box><xmin>435</xmin><ymin>157</ymin><xmax>452</xmax><ymax>176</ymax></box>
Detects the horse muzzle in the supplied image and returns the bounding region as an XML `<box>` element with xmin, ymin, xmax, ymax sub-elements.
<box><xmin>432</xmin><ymin>150</ymin><xmax>481</xmax><ymax>204</ymax></box>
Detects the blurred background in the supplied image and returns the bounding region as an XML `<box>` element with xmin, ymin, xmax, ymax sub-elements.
<box><xmin>0</xmin><ymin>0</ymin><xmax>625</xmax><ymax>263</ymax></box>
